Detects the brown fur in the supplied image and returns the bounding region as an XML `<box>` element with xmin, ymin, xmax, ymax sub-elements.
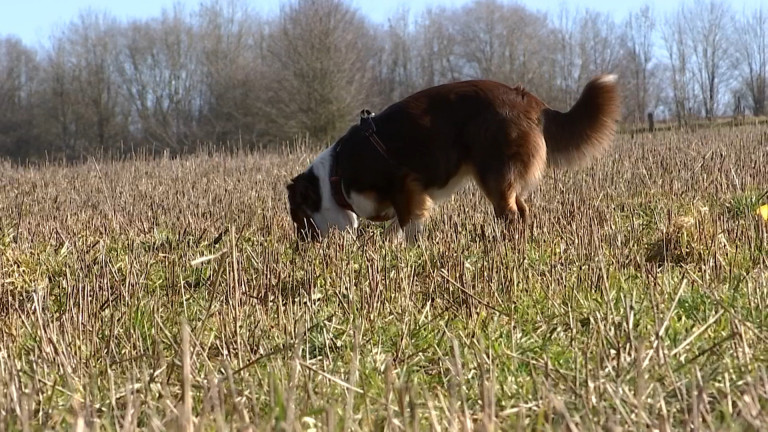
<box><xmin>396</xmin><ymin>174</ymin><xmax>434</xmax><ymax>227</ymax></box>
<box><xmin>543</xmin><ymin>76</ymin><xmax>621</xmax><ymax>168</ymax></box>
<box><xmin>288</xmin><ymin>74</ymin><xmax>621</xmax><ymax>241</ymax></box>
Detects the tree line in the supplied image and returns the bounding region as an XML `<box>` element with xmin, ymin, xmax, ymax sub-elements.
<box><xmin>0</xmin><ymin>0</ymin><xmax>765</xmax><ymax>161</ymax></box>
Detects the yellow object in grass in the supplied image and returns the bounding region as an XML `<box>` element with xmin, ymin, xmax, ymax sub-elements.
<box><xmin>758</xmin><ymin>204</ymin><xmax>768</xmax><ymax>221</ymax></box>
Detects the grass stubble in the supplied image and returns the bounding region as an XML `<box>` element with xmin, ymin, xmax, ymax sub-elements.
<box><xmin>0</xmin><ymin>125</ymin><xmax>767</xmax><ymax>430</ymax></box>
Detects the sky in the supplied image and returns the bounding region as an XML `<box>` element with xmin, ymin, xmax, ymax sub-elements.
<box><xmin>0</xmin><ymin>0</ymin><xmax>764</xmax><ymax>48</ymax></box>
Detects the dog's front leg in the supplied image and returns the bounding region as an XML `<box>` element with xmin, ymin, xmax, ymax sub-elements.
<box><xmin>392</xmin><ymin>176</ymin><xmax>433</xmax><ymax>246</ymax></box>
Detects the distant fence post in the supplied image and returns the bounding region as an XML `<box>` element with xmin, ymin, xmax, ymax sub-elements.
<box><xmin>647</xmin><ymin>112</ymin><xmax>655</xmax><ymax>133</ymax></box>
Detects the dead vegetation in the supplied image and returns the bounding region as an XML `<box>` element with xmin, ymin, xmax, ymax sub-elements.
<box><xmin>1</xmin><ymin>125</ymin><xmax>767</xmax><ymax>430</ymax></box>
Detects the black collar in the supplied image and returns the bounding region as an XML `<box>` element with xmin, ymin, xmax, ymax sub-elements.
<box><xmin>329</xmin><ymin>147</ymin><xmax>355</xmax><ymax>213</ymax></box>
<box><xmin>360</xmin><ymin>110</ymin><xmax>392</xmax><ymax>163</ymax></box>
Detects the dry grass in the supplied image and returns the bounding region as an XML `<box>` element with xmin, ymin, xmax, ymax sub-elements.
<box><xmin>1</xmin><ymin>125</ymin><xmax>767</xmax><ymax>430</ymax></box>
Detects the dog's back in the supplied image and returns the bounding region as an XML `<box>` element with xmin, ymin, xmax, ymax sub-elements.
<box><xmin>388</xmin><ymin>75</ymin><xmax>619</xmax><ymax>169</ymax></box>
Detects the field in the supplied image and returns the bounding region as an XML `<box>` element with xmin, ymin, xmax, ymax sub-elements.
<box><xmin>1</xmin><ymin>125</ymin><xmax>767</xmax><ymax>431</ymax></box>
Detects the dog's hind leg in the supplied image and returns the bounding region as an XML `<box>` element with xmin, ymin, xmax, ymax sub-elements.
<box><xmin>470</xmin><ymin>141</ymin><xmax>523</xmax><ymax>224</ymax></box>
<box><xmin>472</xmin><ymin>131</ymin><xmax>545</xmax><ymax>227</ymax></box>
<box><xmin>515</xmin><ymin>195</ymin><xmax>529</xmax><ymax>224</ymax></box>
<box><xmin>475</xmin><ymin>170</ymin><xmax>522</xmax><ymax>223</ymax></box>
<box><xmin>511</xmin><ymin>132</ymin><xmax>547</xmax><ymax>225</ymax></box>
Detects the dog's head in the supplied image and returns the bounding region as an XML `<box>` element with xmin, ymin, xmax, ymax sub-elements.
<box><xmin>286</xmin><ymin>169</ymin><xmax>323</xmax><ymax>241</ymax></box>
<box><xmin>286</xmin><ymin>156</ymin><xmax>358</xmax><ymax>242</ymax></box>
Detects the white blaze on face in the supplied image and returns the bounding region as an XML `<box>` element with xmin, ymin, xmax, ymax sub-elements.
<box><xmin>309</xmin><ymin>147</ymin><xmax>358</xmax><ymax>237</ymax></box>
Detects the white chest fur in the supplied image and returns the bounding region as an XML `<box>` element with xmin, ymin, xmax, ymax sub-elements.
<box><xmin>348</xmin><ymin>165</ymin><xmax>474</xmax><ymax>222</ymax></box>
<box><xmin>349</xmin><ymin>191</ymin><xmax>382</xmax><ymax>219</ymax></box>
<box><xmin>309</xmin><ymin>148</ymin><xmax>358</xmax><ymax>236</ymax></box>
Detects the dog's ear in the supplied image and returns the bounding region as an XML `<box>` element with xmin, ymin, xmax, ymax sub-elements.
<box><xmin>286</xmin><ymin>176</ymin><xmax>303</xmax><ymax>209</ymax></box>
<box><xmin>286</xmin><ymin>177</ymin><xmax>298</xmax><ymax>202</ymax></box>
<box><xmin>286</xmin><ymin>172</ymin><xmax>321</xmax><ymax>211</ymax></box>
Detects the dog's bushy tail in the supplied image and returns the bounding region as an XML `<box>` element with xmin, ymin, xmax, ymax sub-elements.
<box><xmin>542</xmin><ymin>74</ymin><xmax>620</xmax><ymax>169</ymax></box>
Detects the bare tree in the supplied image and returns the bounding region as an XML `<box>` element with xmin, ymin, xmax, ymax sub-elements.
<box><xmin>37</xmin><ymin>10</ymin><xmax>126</xmax><ymax>156</ymax></box>
<box><xmin>259</xmin><ymin>0</ymin><xmax>379</xmax><ymax>142</ymax></box>
<box><xmin>734</xmin><ymin>6</ymin><xmax>767</xmax><ymax>116</ymax></box>
<box><xmin>376</xmin><ymin>7</ymin><xmax>409</xmax><ymax>100</ymax></box>
<box><xmin>412</xmin><ymin>7</ymin><xmax>461</xmax><ymax>89</ymax></box>
<box><xmin>39</xmin><ymin>39</ymin><xmax>76</xmax><ymax>153</ymax></box>
<box><xmin>576</xmin><ymin>10</ymin><xmax>623</xmax><ymax>80</ymax></box>
<box><xmin>454</xmin><ymin>0</ymin><xmax>506</xmax><ymax>79</ymax></box>
<box><xmin>115</xmin><ymin>20</ymin><xmax>158</xmax><ymax>143</ymax></box>
<box><xmin>661</xmin><ymin>8</ymin><xmax>695</xmax><ymax>125</ymax></box>
<box><xmin>684</xmin><ymin>0</ymin><xmax>733</xmax><ymax>120</ymax></box>
<box><xmin>197</xmin><ymin>0</ymin><xmax>267</xmax><ymax>142</ymax></box>
<box><xmin>452</xmin><ymin>0</ymin><xmax>549</xmax><ymax>87</ymax></box>
<box><xmin>499</xmin><ymin>7</ymin><xmax>551</xmax><ymax>92</ymax></box>
<box><xmin>69</xmin><ymin>10</ymin><xmax>123</xmax><ymax>150</ymax></box>
<box><xmin>548</xmin><ymin>7</ymin><xmax>583</xmax><ymax>108</ymax></box>
<box><xmin>0</xmin><ymin>37</ymin><xmax>41</xmax><ymax>158</ymax></box>
<box><xmin>622</xmin><ymin>5</ymin><xmax>657</xmax><ymax>123</ymax></box>
<box><xmin>116</xmin><ymin>5</ymin><xmax>204</xmax><ymax>150</ymax></box>
<box><xmin>6</xmin><ymin>0</ymin><xmax>768</xmax><ymax>161</ymax></box>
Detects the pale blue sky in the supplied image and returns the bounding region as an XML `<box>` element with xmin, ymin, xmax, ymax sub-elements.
<box><xmin>0</xmin><ymin>0</ymin><xmax>763</xmax><ymax>47</ymax></box>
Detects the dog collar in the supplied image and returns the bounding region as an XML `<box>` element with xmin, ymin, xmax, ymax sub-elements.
<box><xmin>360</xmin><ymin>110</ymin><xmax>392</xmax><ymax>163</ymax></box>
<box><xmin>328</xmin><ymin>110</ymin><xmax>392</xmax><ymax>215</ymax></box>
<box><xmin>329</xmin><ymin>153</ymin><xmax>355</xmax><ymax>214</ymax></box>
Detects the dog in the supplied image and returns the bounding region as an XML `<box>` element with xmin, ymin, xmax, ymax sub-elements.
<box><xmin>287</xmin><ymin>74</ymin><xmax>620</xmax><ymax>243</ymax></box>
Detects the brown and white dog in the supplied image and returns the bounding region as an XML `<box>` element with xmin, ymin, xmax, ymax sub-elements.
<box><xmin>287</xmin><ymin>74</ymin><xmax>620</xmax><ymax>243</ymax></box>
